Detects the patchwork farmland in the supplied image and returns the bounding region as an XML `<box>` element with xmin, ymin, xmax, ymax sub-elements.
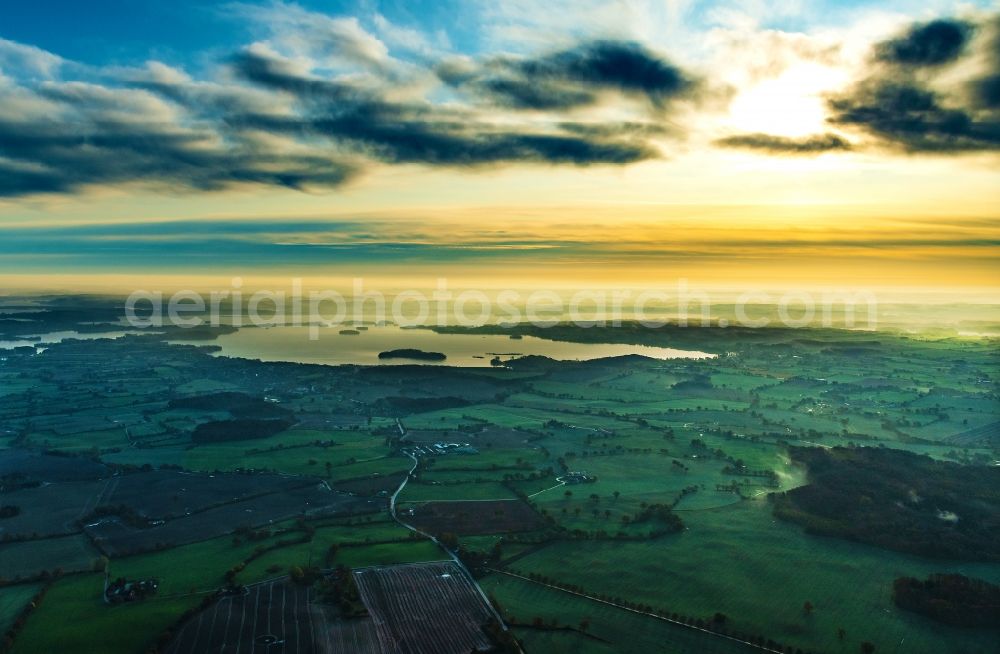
<box><xmin>165</xmin><ymin>577</ymin><xmax>382</xmax><ymax>654</ymax></box>
<box><xmin>86</xmin><ymin>483</ymin><xmax>379</xmax><ymax>557</ymax></box>
<box><xmin>165</xmin><ymin>562</ymin><xmax>500</xmax><ymax>654</ymax></box>
<box><xmin>1</xmin><ymin>307</ymin><xmax>997</xmax><ymax>654</ymax></box>
<box><xmin>353</xmin><ymin>561</ymin><xmax>499</xmax><ymax>654</ymax></box>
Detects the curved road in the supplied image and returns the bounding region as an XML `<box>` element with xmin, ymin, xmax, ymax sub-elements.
<box><xmin>387</xmin><ymin>452</ymin><xmax>520</xmax><ymax>649</ymax></box>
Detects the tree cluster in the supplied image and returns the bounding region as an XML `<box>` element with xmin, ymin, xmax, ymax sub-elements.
<box><xmin>893</xmin><ymin>573</ymin><xmax>1000</xmax><ymax>628</ymax></box>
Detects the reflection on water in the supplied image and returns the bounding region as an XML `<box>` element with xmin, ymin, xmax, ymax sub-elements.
<box><xmin>0</xmin><ymin>330</ymin><xmax>134</xmax><ymax>350</ymax></box>
<box><xmin>171</xmin><ymin>325</ymin><xmax>713</xmax><ymax>367</ymax></box>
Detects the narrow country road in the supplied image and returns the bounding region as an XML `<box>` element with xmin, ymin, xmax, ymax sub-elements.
<box><xmin>388</xmin><ymin>450</ymin><xmax>521</xmax><ymax>651</ymax></box>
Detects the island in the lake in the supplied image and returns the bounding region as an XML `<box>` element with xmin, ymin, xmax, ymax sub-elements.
<box><xmin>339</xmin><ymin>329</ymin><xmax>361</xmax><ymax>335</ymax></box>
<box><xmin>377</xmin><ymin>348</ymin><xmax>447</xmax><ymax>361</ymax></box>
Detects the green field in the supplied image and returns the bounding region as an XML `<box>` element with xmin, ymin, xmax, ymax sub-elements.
<box><xmin>0</xmin><ymin>584</ymin><xmax>42</xmax><ymax>634</ymax></box>
<box><xmin>0</xmin><ymin>536</ymin><xmax>100</xmax><ymax>581</ymax></box>
<box><xmin>9</xmin><ymin>528</ymin><xmax>446</xmax><ymax>654</ymax></box>
<box><xmin>506</xmin><ymin>500</ymin><xmax>1000</xmax><ymax>654</ymax></box>
<box><xmin>9</xmin><ymin>574</ymin><xmax>198</xmax><ymax>654</ymax></box>
<box><xmin>483</xmin><ymin>573</ymin><xmax>760</xmax><ymax>654</ymax></box>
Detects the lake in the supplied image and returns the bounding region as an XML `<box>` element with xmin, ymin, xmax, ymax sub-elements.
<box><xmin>0</xmin><ymin>330</ymin><xmax>135</xmax><ymax>350</ymax></box>
<box><xmin>172</xmin><ymin>325</ymin><xmax>713</xmax><ymax>367</ymax></box>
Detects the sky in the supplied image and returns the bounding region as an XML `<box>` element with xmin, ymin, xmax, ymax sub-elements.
<box><xmin>0</xmin><ymin>0</ymin><xmax>998</xmax><ymax>293</ymax></box>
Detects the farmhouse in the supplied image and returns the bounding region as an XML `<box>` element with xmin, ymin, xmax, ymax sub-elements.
<box><xmin>105</xmin><ymin>577</ymin><xmax>158</xmax><ymax>604</ymax></box>
<box><xmin>404</xmin><ymin>442</ymin><xmax>479</xmax><ymax>457</ymax></box>
<box><xmin>559</xmin><ymin>471</ymin><xmax>595</xmax><ymax>484</ymax></box>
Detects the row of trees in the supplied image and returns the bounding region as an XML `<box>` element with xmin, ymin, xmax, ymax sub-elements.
<box><xmin>893</xmin><ymin>573</ymin><xmax>1000</xmax><ymax>628</ymax></box>
<box><xmin>314</xmin><ymin>564</ymin><xmax>367</xmax><ymax>617</ymax></box>
<box><xmin>190</xmin><ymin>418</ymin><xmax>294</xmax><ymax>444</ymax></box>
<box><xmin>0</xmin><ymin>505</ymin><xmax>20</xmax><ymax>519</ymax></box>
<box><xmin>1</xmin><ymin>583</ymin><xmax>51</xmax><ymax>654</ymax></box>
<box><xmin>772</xmin><ymin>446</ymin><xmax>1000</xmax><ymax>561</ymax></box>
<box><xmin>515</xmin><ymin>571</ymin><xmax>824</xmax><ymax>654</ymax></box>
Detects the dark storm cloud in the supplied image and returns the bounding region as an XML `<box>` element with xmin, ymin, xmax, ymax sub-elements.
<box><xmin>974</xmin><ymin>74</ymin><xmax>1000</xmax><ymax>108</ymax></box>
<box><xmin>440</xmin><ymin>40</ymin><xmax>697</xmax><ymax>110</ymax></box>
<box><xmin>235</xmin><ymin>110</ymin><xmax>654</xmax><ymax>166</ymax></box>
<box><xmin>478</xmin><ymin>76</ymin><xmax>595</xmax><ymax>110</ymax></box>
<box><xmin>876</xmin><ymin>19</ymin><xmax>972</xmax><ymax>66</ymax></box>
<box><xmin>829</xmin><ymin>83</ymin><xmax>1000</xmax><ymax>152</ymax></box>
<box><xmin>229</xmin><ymin>50</ymin><xmax>367</xmax><ymax>104</ymax></box>
<box><xmin>714</xmin><ymin>132</ymin><xmax>852</xmax><ymax>154</ymax></box>
<box><xmin>522</xmin><ymin>41</ymin><xmax>691</xmax><ymax>97</ymax></box>
<box><xmin>0</xmin><ymin>111</ymin><xmax>356</xmax><ymax>196</ymax></box>
<box><xmin>829</xmin><ymin>13</ymin><xmax>1000</xmax><ymax>153</ymax></box>
<box><xmin>0</xmin><ymin>38</ymin><xmax>678</xmax><ymax>197</ymax></box>
<box><xmin>225</xmin><ymin>46</ymin><xmax>658</xmax><ymax>166</ymax></box>
<box><xmin>0</xmin><ymin>161</ymin><xmax>69</xmax><ymax>196</ymax></box>
<box><xmin>971</xmin><ymin>16</ymin><xmax>1000</xmax><ymax>108</ymax></box>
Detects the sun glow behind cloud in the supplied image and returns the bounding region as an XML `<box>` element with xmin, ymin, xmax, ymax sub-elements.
<box><xmin>726</xmin><ymin>62</ymin><xmax>848</xmax><ymax>137</ymax></box>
